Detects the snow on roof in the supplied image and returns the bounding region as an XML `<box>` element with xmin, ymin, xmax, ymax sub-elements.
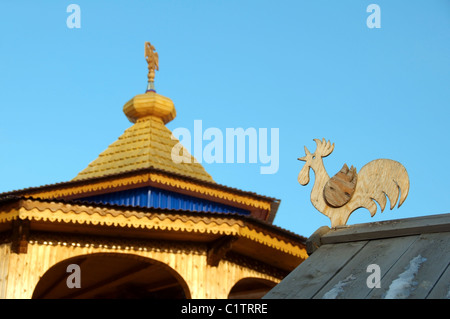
<box><xmin>384</xmin><ymin>255</ymin><xmax>427</xmax><ymax>299</ymax></box>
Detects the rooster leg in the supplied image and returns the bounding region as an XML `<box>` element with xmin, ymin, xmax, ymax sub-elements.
<box><xmin>330</xmin><ymin>211</ymin><xmax>352</xmax><ymax>228</ymax></box>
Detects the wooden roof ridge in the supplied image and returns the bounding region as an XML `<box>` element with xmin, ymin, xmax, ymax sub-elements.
<box><xmin>307</xmin><ymin>213</ymin><xmax>450</xmax><ymax>254</ymax></box>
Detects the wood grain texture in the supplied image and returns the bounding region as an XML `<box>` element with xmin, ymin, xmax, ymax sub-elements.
<box><xmin>366</xmin><ymin>232</ymin><xmax>450</xmax><ymax>299</ymax></box>
<box><xmin>323</xmin><ymin>164</ymin><xmax>357</xmax><ymax>208</ymax></box>
<box><xmin>426</xmin><ymin>261</ymin><xmax>450</xmax><ymax>298</ymax></box>
<box><xmin>313</xmin><ymin>235</ymin><xmax>418</xmax><ymax>299</ymax></box>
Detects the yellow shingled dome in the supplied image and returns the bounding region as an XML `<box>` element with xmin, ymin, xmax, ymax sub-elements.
<box><xmin>123</xmin><ymin>91</ymin><xmax>176</xmax><ymax>124</ymax></box>
<box><xmin>73</xmin><ymin>91</ymin><xmax>214</xmax><ymax>182</ymax></box>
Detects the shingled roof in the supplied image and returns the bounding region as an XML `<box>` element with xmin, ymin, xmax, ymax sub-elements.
<box><xmin>264</xmin><ymin>213</ymin><xmax>450</xmax><ymax>299</ymax></box>
<box><xmin>73</xmin><ymin>91</ymin><xmax>214</xmax><ymax>183</ymax></box>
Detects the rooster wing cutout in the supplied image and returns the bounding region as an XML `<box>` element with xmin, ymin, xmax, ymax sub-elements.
<box><xmin>298</xmin><ymin>138</ymin><xmax>410</xmax><ymax>227</ymax></box>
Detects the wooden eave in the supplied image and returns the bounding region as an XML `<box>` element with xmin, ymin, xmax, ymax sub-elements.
<box><xmin>0</xmin><ymin>197</ymin><xmax>306</xmax><ymax>273</ymax></box>
<box><xmin>0</xmin><ymin>168</ymin><xmax>280</xmax><ymax>223</ymax></box>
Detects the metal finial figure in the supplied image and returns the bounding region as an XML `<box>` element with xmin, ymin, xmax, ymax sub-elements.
<box><xmin>145</xmin><ymin>41</ymin><xmax>159</xmax><ymax>92</ymax></box>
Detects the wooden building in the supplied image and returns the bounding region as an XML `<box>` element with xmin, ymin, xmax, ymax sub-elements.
<box><xmin>0</xmin><ymin>48</ymin><xmax>307</xmax><ymax>299</ymax></box>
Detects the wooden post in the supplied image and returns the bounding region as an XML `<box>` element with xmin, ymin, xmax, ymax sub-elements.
<box><xmin>11</xmin><ymin>219</ymin><xmax>30</xmax><ymax>254</ymax></box>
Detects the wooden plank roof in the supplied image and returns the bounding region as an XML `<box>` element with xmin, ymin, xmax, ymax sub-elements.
<box><xmin>264</xmin><ymin>213</ymin><xmax>450</xmax><ymax>299</ymax></box>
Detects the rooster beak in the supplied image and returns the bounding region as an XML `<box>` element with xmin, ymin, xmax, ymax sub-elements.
<box><xmin>298</xmin><ymin>146</ymin><xmax>311</xmax><ymax>162</ymax></box>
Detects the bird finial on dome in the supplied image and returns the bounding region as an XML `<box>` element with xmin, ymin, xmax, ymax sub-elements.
<box><xmin>145</xmin><ymin>41</ymin><xmax>159</xmax><ymax>93</ymax></box>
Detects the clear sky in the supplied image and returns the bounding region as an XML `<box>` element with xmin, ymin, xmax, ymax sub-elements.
<box><xmin>0</xmin><ymin>1</ymin><xmax>449</xmax><ymax>237</ymax></box>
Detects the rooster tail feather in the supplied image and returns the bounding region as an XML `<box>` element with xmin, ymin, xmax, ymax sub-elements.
<box><xmin>385</xmin><ymin>178</ymin><xmax>400</xmax><ymax>210</ymax></box>
<box><xmin>372</xmin><ymin>192</ymin><xmax>387</xmax><ymax>213</ymax></box>
<box><xmin>397</xmin><ymin>172</ymin><xmax>410</xmax><ymax>208</ymax></box>
<box><xmin>356</xmin><ymin>159</ymin><xmax>410</xmax><ymax>216</ymax></box>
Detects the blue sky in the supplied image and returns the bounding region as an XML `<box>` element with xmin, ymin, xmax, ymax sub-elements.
<box><xmin>0</xmin><ymin>1</ymin><xmax>449</xmax><ymax>237</ymax></box>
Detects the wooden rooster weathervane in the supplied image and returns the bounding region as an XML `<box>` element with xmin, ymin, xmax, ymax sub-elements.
<box><xmin>298</xmin><ymin>139</ymin><xmax>410</xmax><ymax>228</ymax></box>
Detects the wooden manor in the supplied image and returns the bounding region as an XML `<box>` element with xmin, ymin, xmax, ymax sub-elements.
<box><xmin>0</xmin><ymin>43</ymin><xmax>307</xmax><ymax>299</ymax></box>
